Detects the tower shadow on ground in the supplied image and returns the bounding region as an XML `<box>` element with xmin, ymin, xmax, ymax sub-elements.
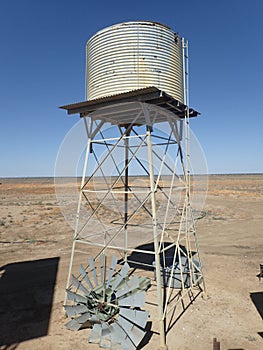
<box><xmin>250</xmin><ymin>291</ymin><xmax>263</xmax><ymax>319</ymax></box>
<box><xmin>250</xmin><ymin>291</ymin><xmax>263</xmax><ymax>342</ymax></box>
<box><xmin>0</xmin><ymin>257</ymin><xmax>59</xmax><ymax>349</ymax></box>
<box><xmin>123</xmin><ymin>242</ymin><xmax>194</xmax><ymax>271</ymax></box>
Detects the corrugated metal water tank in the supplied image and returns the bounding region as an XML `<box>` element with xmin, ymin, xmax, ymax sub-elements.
<box><xmin>86</xmin><ymin>21</ymin><xmax>184</xmax><ymax>102</ymax></box>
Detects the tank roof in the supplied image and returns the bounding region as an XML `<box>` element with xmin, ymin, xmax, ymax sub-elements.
<box><xmin>60</xmin><ymin>87</ymin><xmax>199</xmax><ymax>125</ymax></box>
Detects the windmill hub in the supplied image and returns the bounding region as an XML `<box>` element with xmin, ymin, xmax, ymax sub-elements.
<box><xmin>87</xmin><ymin>290</ymin><xmax>118</xmax><ymax>322</ymax></box>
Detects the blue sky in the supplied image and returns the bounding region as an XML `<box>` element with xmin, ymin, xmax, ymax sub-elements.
<box><xmin>0</xmin><ymin>0</ymin><xmax>262</xmax><ymax>177</ymax></box>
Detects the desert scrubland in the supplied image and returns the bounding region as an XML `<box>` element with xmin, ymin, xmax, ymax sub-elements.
<box><xmin>0</xmin><ymin>174</ymin><xmax>262</xmax><ymax>350</ymax></box>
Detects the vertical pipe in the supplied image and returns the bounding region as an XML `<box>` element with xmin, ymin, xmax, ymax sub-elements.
<box><xmin>182</xmin><ymin>38</ymin><xmax>189</xmax><ymax>107</ymax></box>
<box><xmin>182</xmin><ymin>38</ymin><xmax>193</xmax><ymax>287</ymax></box>
<box><xmin>182</xmin><ymin>38</ymin><xmax>190</xmax><ymax>196</ymax></box>
<box><xmin>147</xmin><ymin>126</ymin><xmax>167</xmax><ymax>350</ymax></box>
<box><xmin>124</xmin><ymin>127</ymin><xmax>131</xmax><ymax>261</ymax></box>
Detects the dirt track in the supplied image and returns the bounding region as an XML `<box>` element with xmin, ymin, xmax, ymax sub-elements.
<box><xmin>0</xmin><ymin>175</ymin><xmax>262</xmax><ymax>350</ymax></box>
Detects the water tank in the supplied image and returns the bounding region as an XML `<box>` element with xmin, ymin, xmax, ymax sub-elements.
<box><xmin>86</xmin><ymin>21</ymin><xmax>184</xmax><ymax>102</ymax></box>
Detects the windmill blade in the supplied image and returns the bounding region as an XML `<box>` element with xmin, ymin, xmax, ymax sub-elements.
<box><xmin>65</xmin><ymin>312</ymin><xmax>96</xmax><ymax>331</ymax></box>
<box><xmin>106</xmin><ymin>255</ymin><xmax>118</xmax><ymax>287</ymax></box>
<box><xmin>110</xmin><ymin>340</ymin><xmax>123</xmax><ymax>350</ymax></box>
<box><xmin>71</xmin><ymin>275</ymin><xmax>90</xmax><ymax>295</ymax></box>
<box><xmin>117</xmin><ymin>315</ymin><xmax>146</xmax><ymax>348</ymax></box>
<box><xmin>115</xmin><ymin>276</ymin><xmax>151</xmax><ymax>301</ymax></box>
<box><xmin>100</xmin><ymin>254</ymin><xmax>106</xmax><ymax>285</ymax></box>
<box><xmin>100</xmin><ymin>322</ymin><xmax>111</xmax><ymax>348</ymax></box>
<box><xmin>88</xmin><ymin>323</ymin><xmax>102</xmax><ymax>344</ymax></box>
<box><xmin>65</xmin><ymin>318</ymin><xmax>83</xmax><ymax>331</ymax></box>
<box><xmin>121</xmin><ymin>342</ymin><xmax>137</xmax><ymax>350</ymax></box>
<box><xmin>88</xmin><ymin>256</ymin><xmax>99</xmax><ymax>286</ymax></box>
<box><xmin>79</xmin><ymin>264</ymin><xmax>93</xmax><ymax>289</ymax></box>
<box><xmin>111</xmin><ymin>262</ymin><xmax>130</xmax><ymax>291</ymax></box>
<box><xmin>119</xmin><ymin>308</ymin><xmax>149</xmax><ymax>329</ymax></box>
<box><xmin>115</xmin><ymin>275</ymin><xmax>140</xmax><ymax>299</ymax></box>
<box><xmin>64</xmin><ymin>304</ymin><xmax>89</xmax><ymax>317</ymax></box>
<box><xmin>66</xmin><ymin>289</ymin><xmax>87</xmax><ymax>304</ymax></box>
<box><xmin>109</xmin><ymin>322</ymin><xmax>136</xmax><ymax>350</ymax></box>
<box><xmin>118</xmin><ymin>290</ymin><xmax>146</xmax><ymax>308</ymax></box>
<box><xmin>138</xmin><ymin>275</ymin><xmax>151</xmax><ymax>291</ymax></box>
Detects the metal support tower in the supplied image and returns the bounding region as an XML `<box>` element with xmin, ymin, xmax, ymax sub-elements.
<box><xmin>60</xmin><ymin>85</ymin><xmax>204</xmax><ymax>349</ymax></box>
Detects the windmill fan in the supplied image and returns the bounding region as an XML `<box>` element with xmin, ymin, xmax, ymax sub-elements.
<box><xmin>64</xmin><ymin>255</ymin><xmax>151</xmax><ymax>349</ymax></box>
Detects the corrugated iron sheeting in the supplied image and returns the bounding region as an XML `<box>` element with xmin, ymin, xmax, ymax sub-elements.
<box><xmin>60</xmin><ymin>87</ymin><xmax>199</xmax><ymax>119</ymax></box>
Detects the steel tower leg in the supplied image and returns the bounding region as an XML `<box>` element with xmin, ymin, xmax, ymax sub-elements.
<box><xmin>64</xmin><ymin>118</ymin><xmax>92</xmax><ymax>305</ymax></box>
<box><xmin>147</xmin><ymin>126</ymin><xmax>168</xmax><ymax>350</ymax></box>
